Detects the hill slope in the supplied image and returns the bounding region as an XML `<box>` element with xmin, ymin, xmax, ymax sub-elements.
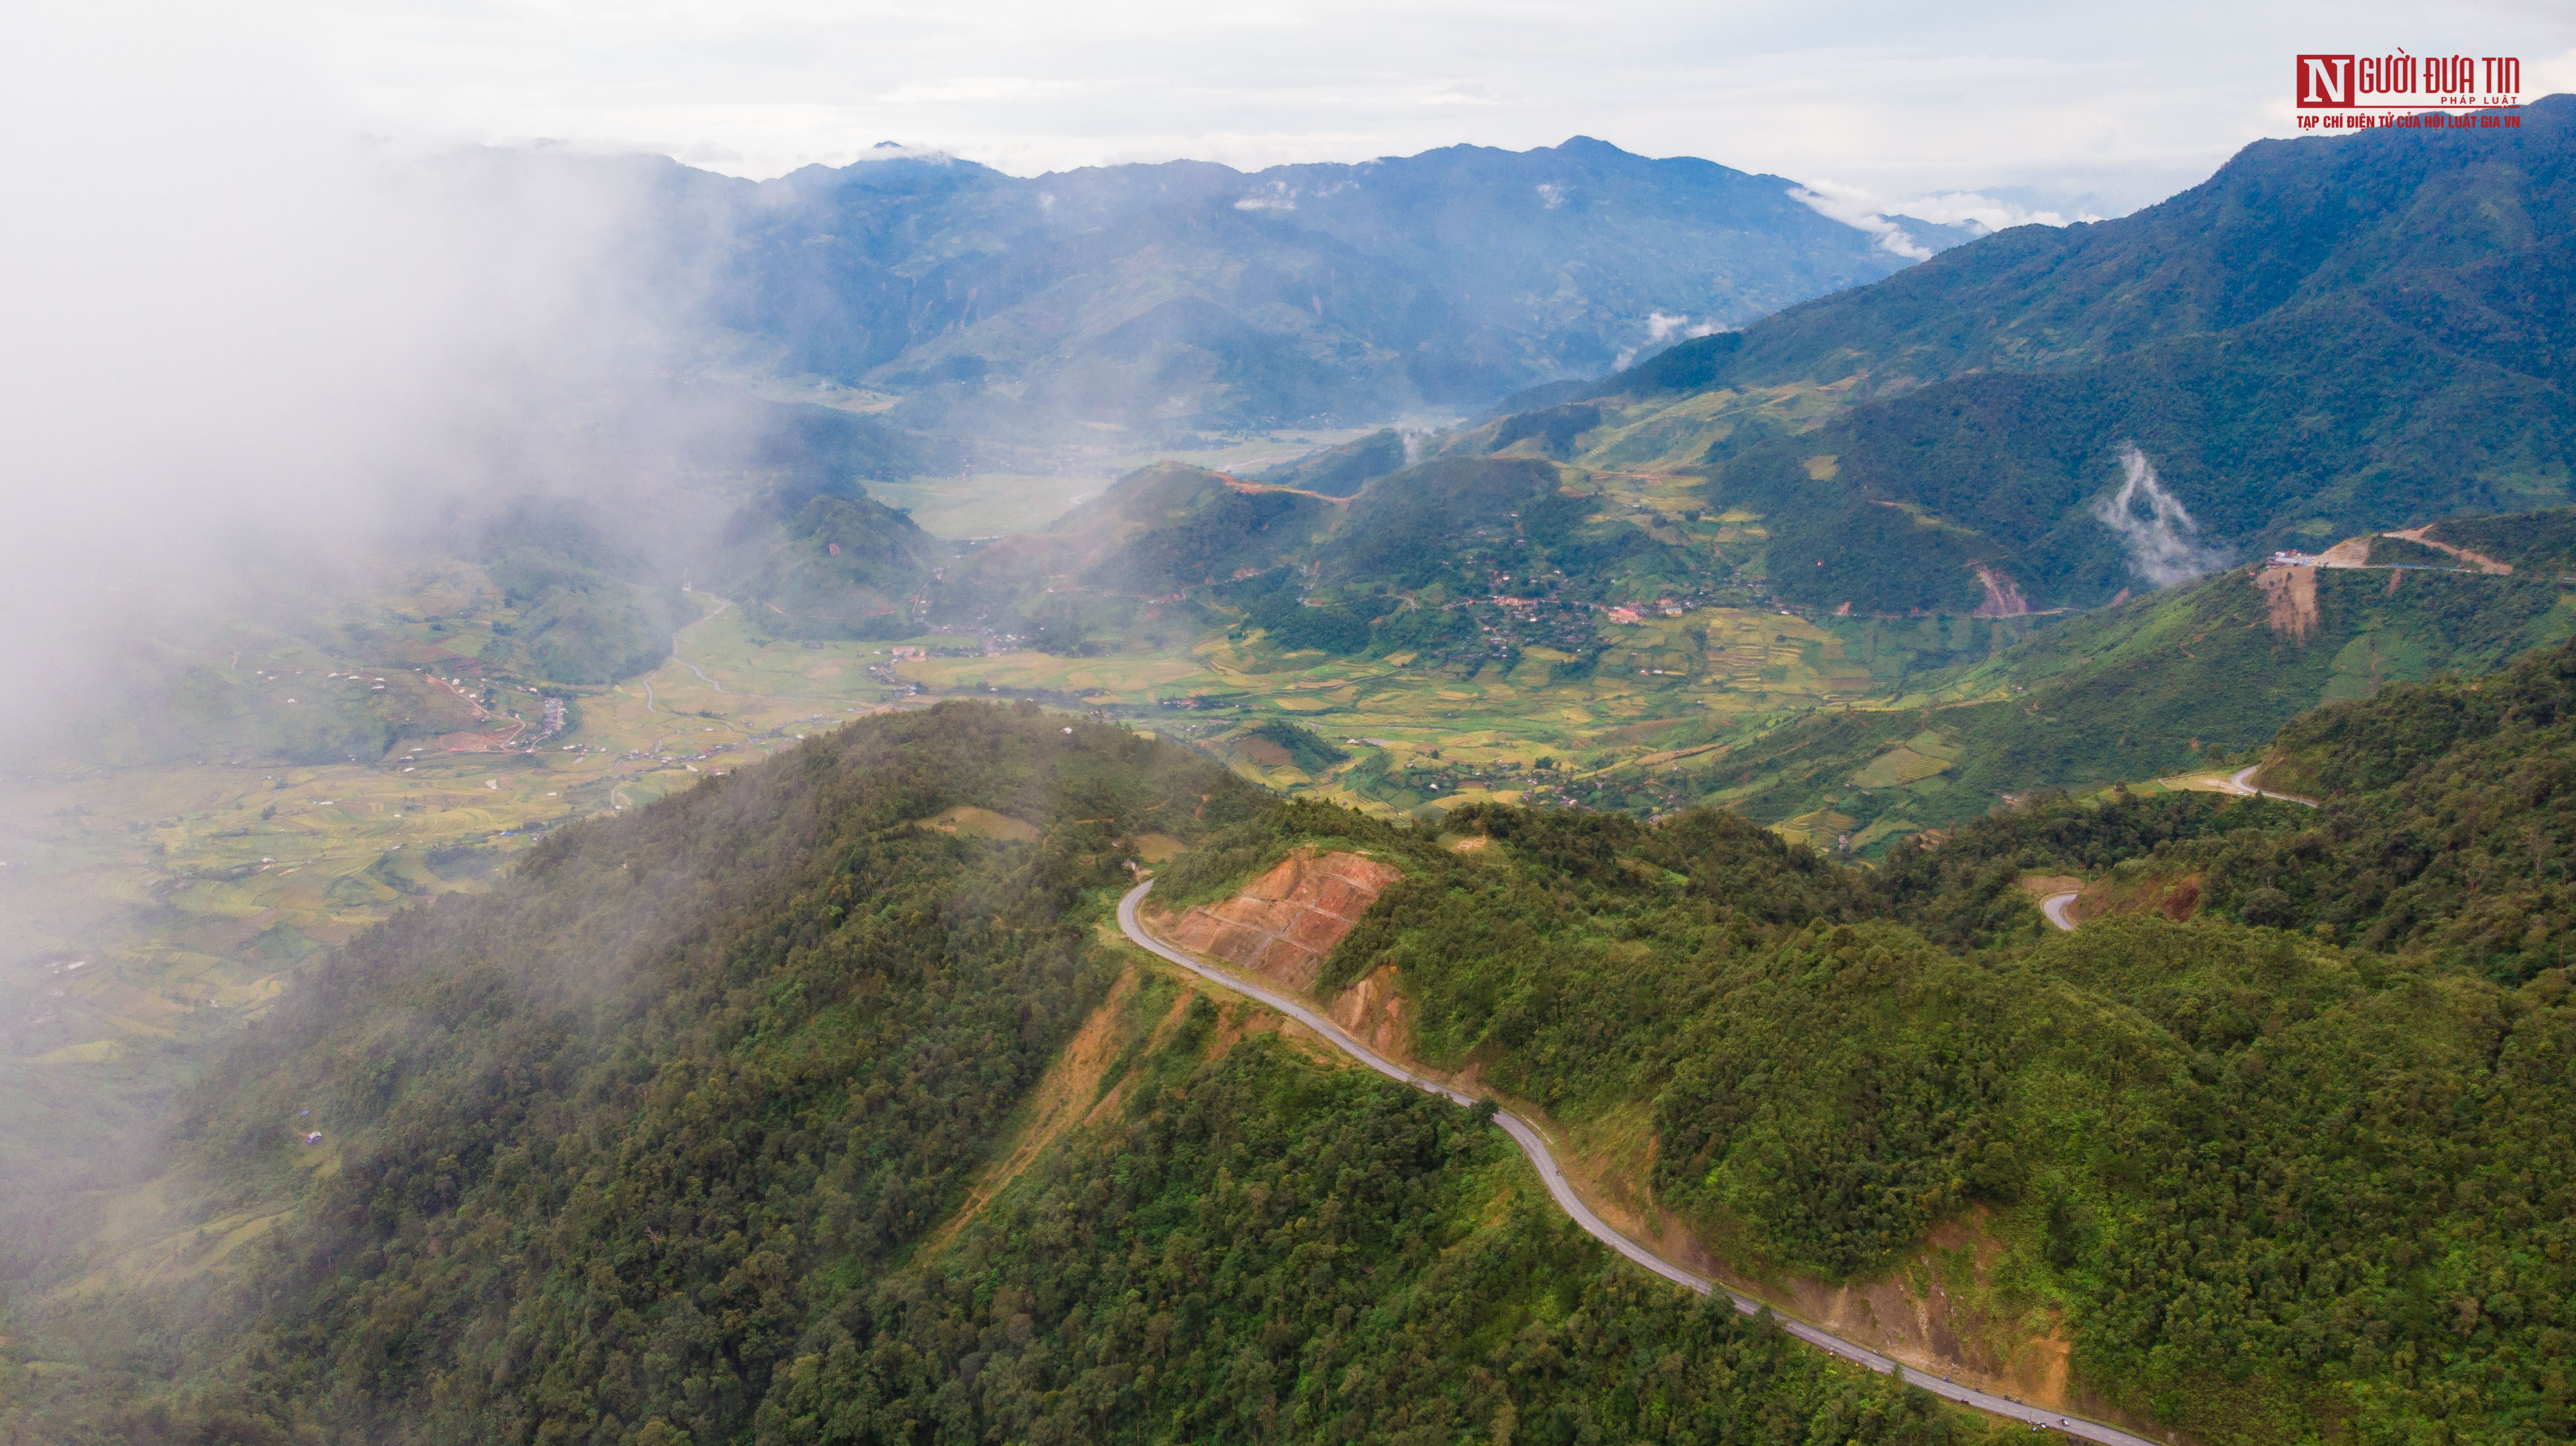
<box><xmin>929</xmin><ymin>455</ymin><xmax>1703</xmax><ymax>663</ymax></box>
<box><xmin>3</xmin><ymin>706</ymin><xmax>1987</xmax><ymax>1445</ymax></box>
<box><xmin>1464</xmin><ymin>97</ymin><xmax>2576</xmax><ymax>613</ymax></box>
<box><xmin>2064</xmin><ymin>631</ymin><xmax>2576</xmax><ymax>981</ymax></box>
<box><xmin>1151</xmin><ymin>773</ymin><xmax>2576</xmax><ymax>1443</ymax></box>
<box><xmin>21</xmin><ymin>647</ymin><xmax>2576</xmax><ymax>1446</ymax></box>
<box><xmin>1254</xmin><ymin>427</ymin><xmax>1413</xmax><ymax>496</ymax></box>
<box><xmin>1597</xmin><ymin>551</ymin><xmax>2576</xmax><ymax>843</ymax></box>
<box><xmin>697</xmin><ymin>137</ymin><xmax>1969</xmax><ymax>439</ymax></box>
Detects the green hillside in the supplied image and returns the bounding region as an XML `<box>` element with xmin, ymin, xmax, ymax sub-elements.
<box><xmin>930</xmin><ymin>456</ymin><xmax>1698</xmax><ymax>663</ymax></box>
<box><xmin>2004</xmin><ymin>632</ymin><xmax>2576</xmax><ymax>983</ymax></box>
<box><xmin>2425</xmin><ymin>505</ymin><xmax>2576</xmax><ymax>575</ymax></box>
<box><xmin>1566</xmin><ymin>554</ymin><xmax>2576</xmax><ymax>845</ymax></box>
<box><xmin>935</xmin><ymin>462</ymin><xmax>1338</xmax><ymax>654</ymax></box>
<box><xmin>1</xmin><ymin>707</ymin><xmax>1989</xmax><ymax>1445</ymax></box>
<box><xmin>1253</xmin><ymin>427</ymin><xmax>1410</xmax><ymax>496</ymax></box>
<box><xmin>724</xmin><ymin>493</ymin><xmax>952</xmax><ymax>641</ymax></box>
<box><xmin>22</xmin><ymin>640</ymin><xmax>2576</xmax><ymax>1445</ymax></box>
<box><xmin>953</xmin><ymin>463</ymin><xmax>1337</xmax><ymax>596</ymax></box>
<box><xmin>483</xmin><ymin>547</ymin><xmax>697</xmax><ymax>682</ymax></box>
<box><xmin>1623</xmin><ymin>105</ymin><xmax>2576</xmax><ymax>400</ymax></box>
<box><xmin>1289</xmin><ymin>785</ymin><xmax>2573</xmax><ymax>1442</ymax></box>
<box><xmin>1320</xmin><ymin>458</ymin><xmax>1645</xmax><ymax>589</ymax></box>
<box><xmin>1447</xmin><ymin>97</ymin><xmax>2576</xmax><ymax>613</ymax></box>
<box><xmin>766</xmin><ymin>1030</ymin><xmax>1963</xmax><ymax>1445</ymax></box>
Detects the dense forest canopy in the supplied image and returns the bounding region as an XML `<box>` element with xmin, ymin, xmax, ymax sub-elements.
<box><xmin>20</xmin><ymin>624</ymin><xmax>2576</xmax><ymax>1443</ymax></box>
<box><xmin>1322</xmin><ymin>834</ymin><xmax>2570</xmax><ymax>1440</ymax></box>
<box><xmin>1163</xmin><ymin>645</ymin><xmax>2576</xmax><ymax>1443</ymax></box>
<box><xmin>4</xmin><ymin>706</ymin><xmax>1990</xmax><ymax>1445</ymax></box>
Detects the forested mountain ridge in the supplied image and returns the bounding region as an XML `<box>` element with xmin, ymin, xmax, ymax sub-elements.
<box><xmin>697</xmin><ymin>136</ymin><xmax>1971</xmax><ymax>438</ymax></box>
<box><xmin>2002</xmin><ymin>628</ymin><xmax>2576</xmax><ymax>981</ymax></box>
<box><xmin>1619</xmin><ymin>96</ymin><xmax>2576</xmax><ymax>395</ymax></box>
<box><xmin>1151</xmin><ymin>674</ymin><xmax>2576</xmax><ymax>1442</ymax></box>
<box><xmin>20</xmin><ymin>642</ymin><xmax>2576</xmax><ymax>1444</ymax></box>
<box><xmin>3</xmin><ymin>705</ymin><xmax>1996</xmax><ymax>1445</ymax></box>
<box><xmin>1440</xmin><ymin>96</ymin><xmax>2576</xmax><ymax>615</ymax></box>
<box><xmin>1616</xmin><ymin>541</ymin><xmax>2576</xmax><ymax>848</ymax></box>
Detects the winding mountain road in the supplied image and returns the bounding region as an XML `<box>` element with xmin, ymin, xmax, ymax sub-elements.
<box><xmin>1117</xmin><ymin>880</ymin><xmax>2157</xmax><ymax>1444</ymax></box>
<box><xmin>2216</xmin><ymin>764</ymin><xmax>2319</xmax><ymax>808</ymax></box>
<box><xmin>2041</xmin><ymin>892</ymin><xmax>2081</xmax><ymax>932</ymax></box>
<box><xmin>671</xmin><ymin>596</ymin><xmax>734</xmax><ymax>692</ymax></box>
<box><xmin>2033</xmin><ymin>765</ymin><xmax>2320</xmax><ymax>934</ymax></box>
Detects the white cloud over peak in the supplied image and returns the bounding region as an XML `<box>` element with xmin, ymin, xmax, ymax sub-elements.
<box><xmin>1646</xmin><ymin>311</ymin><xmax>1721</xmax><ymax>344</ymax></box>
<box><xmin>1786</xmin><ymin>186</ymin><xmax>1935</xmax><ymax>260</ymax></box>
<box><xmin>1788</xmin><ymin>176</ymin><xmax>2118</xmax><ymax>256</ymax></box>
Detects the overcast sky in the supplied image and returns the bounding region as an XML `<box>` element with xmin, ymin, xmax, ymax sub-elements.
<box><xmin>289</xmin><ymin>0</ymin><xmax>2576</xmax><ymax>222</ymax></box>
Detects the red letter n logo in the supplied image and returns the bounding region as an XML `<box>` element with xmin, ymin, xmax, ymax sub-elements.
<box><xmin>2297</xmin><ymin>55</ymin><xmax>2355</xmax><ymax>107</ymax></box>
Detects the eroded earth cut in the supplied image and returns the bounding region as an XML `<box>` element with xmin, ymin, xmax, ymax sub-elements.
<box><xmin>1157</xmin><ymin>850</ymin><xmax>1403</xmax><ymax>990</ymax></box>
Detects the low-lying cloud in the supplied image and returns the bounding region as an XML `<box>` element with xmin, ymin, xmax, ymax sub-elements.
<box><xmin>2096</xmin><ymin>443</ymin><xmax>2224</xmax><ymax>587</ymax></box>
<box><xmin>1788</xmin><ymin>178</ymin><xmax>2109</xmax><ymax>258</ymax></box>
<box><xmin>0</xmin><ymin>7</ymin><xmax>744</xmax><ymax>743</ymax></box>
<box><xmin>1786</xmin><ymin>185</ymin><xmax>1937</xmax><ymax>259</ymax></box>
<box><xmin>1611</xmin><ymin>311</ymin><xmax>1726</xmax><ymax>370</ymax></box>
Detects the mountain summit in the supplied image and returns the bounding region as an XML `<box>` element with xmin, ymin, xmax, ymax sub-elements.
<box><xmin>1477</xmin><ymin>94</ymin><xmax>2576</xmax><ymax>614</ymax></box>
<box><xmin>691</xmin><ymin>137</ymin><xmax>1973</xmax><ymax>437</ymax></box>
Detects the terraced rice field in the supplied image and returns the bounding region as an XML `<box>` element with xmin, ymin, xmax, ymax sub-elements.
<box><xmin>892</xmin><ymin>604</ymin><xmax>1898</xmax><ymax>817</ymax></box>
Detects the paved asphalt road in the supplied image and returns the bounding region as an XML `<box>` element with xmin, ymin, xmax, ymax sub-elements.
<box><xmin>1117</xmin><ymin>880</ymin><xmax>2163</xmax><ymax>1444</ymax></box>
<box><xmin>2038</xmin><ymin>764</ymin><xmax>2323</xmax><ymax>934</ymax></box>
<box><xmin>2220</xmin><ymin>764</ymin><xmax>2320</xmax><ymax>807</ymax></box>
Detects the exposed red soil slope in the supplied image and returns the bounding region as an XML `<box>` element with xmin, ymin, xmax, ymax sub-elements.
<box><xmin>1158</xmin><ymin>850</ymin><xmax>1402</xmax><ymax>990</ymax></box>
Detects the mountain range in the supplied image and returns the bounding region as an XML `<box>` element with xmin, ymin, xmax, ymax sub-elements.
<box><xmin>20</xmin><ymin>95</ymin><xmax>2576</xmax><ymax>1446</ymax></box>
<box><xmin>1543</xmin><ymin>95</ymin><xmax>2576</xmax><ymax>613</ymax></box>
<box><xmin>1186</xmin><ymin>99</ymin><xmax>2576</xmax><ymax>610</ymax></box>
<box><xmin>684</xmin><ymin>137</ymin><xmax>1976</xmax><ymax>440</ymax></box>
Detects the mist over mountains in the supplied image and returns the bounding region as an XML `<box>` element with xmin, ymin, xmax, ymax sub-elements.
<box><xmin>678</xmin><ymin>136</ymin><xmax>1979</xmax><ymax>439</ymax></box>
